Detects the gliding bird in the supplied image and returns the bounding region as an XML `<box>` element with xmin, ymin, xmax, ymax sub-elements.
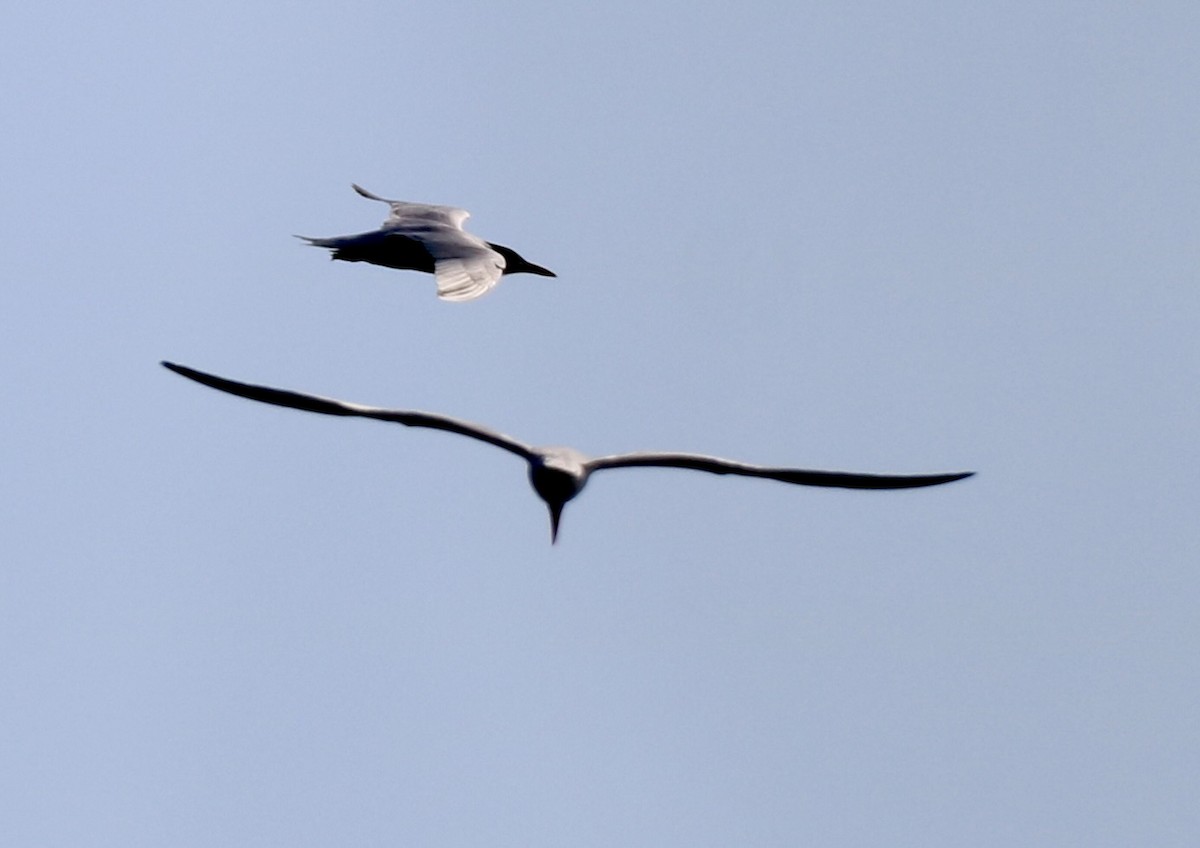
<box><xmin>297</xmin><ymin>184</ymin><xmax>556</xmax><ymax>302</ymax></box>
<box><xmin>162</xmin><ymin>362</ymin><xmax>974</xmax><ymax>544</ymax></box>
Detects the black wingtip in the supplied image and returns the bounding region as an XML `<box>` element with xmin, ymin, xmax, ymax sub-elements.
<box><xmin>351</xmin><ymin>183</ymin><xmax>385</xmax><ymax>202</ymax></box>
<box><xmin>162</xmin><ymin>360</ymin><xmax>212</xmax><ymax>387</ymax></box>
<box><xmin>907</xmin><ymin>470</ymin><xmax>975</xmax><ymax>488</ymax></box>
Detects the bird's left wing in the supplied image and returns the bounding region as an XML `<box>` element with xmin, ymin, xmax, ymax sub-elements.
<box><xmin>352</xmin><ymin>184</ymin><xmax>471</xmax><ymax>231</ymax></box>
<box><xmin>586</xmin><ymin>451</ymin><xmax>973</xmax><ymax>489</ymax></box>
<box><xmin>162</xmin><ymin>362</ymin><xmax>535</xmax><ymax>460</ymax></box>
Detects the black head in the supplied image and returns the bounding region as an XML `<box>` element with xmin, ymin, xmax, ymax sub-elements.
<box><xmin>488</xmin><ymin>243</ymin><xmax>556</xmax><ymax>278</ymax></box>
<box><xmin>527</xmin><ymin>452</ymin><xmax>589</xmax><ymax>544</ymax></box>
<box><xmin>530</xmin><ymin>469</ymin><xmax>579</xmax><ymax>544</ymax></box>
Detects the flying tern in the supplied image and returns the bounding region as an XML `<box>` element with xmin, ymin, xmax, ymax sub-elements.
<box><xmin>163</xmin><ymin>361</ymin><xmax>974</xmax><ymax>543</ymax></box>
<box><xmin>298</xmin><ymin>184</ymin><xmax>555</xmax><ymax>302</ymax></box>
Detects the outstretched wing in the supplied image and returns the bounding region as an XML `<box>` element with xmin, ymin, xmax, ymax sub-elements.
<box><xmin>350</xmin><ymin>184</ymin><xmax>504</xmax><ymax>300</ymax></box>
<box><xmin>352</xmin><ymin>183</ymin><xmax>471</xmax><ymax>231</ymax></box>
<box><xmin>162</xmin><ymin>362</ymin><xmax>535</xmax><ymax>460</ymax></box>
<box><xmin>432</xmin><ymin>252</ymin><xmax>506</xmax><ymax>301</ymax></box>
<box><xmin>586</xmin><ymin>451</ymin><xmax>973</xmax><ymax>490</ymax></box>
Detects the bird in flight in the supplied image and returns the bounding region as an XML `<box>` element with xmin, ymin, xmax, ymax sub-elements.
<box><xmin>297</xmin><ymin>184</ymin><xmax>556</xmax><ymax>302</ymax></box>
<box><xmin>162</xmin><ymin>362</ymin><xmax>974</xmax><ymax>544</ymax></box>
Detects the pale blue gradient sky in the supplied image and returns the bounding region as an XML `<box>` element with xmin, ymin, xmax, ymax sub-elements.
<box><xmin>2</xmin><ymin>2</ymin><xmax>1197</xmax><ymax>845</ymax></box>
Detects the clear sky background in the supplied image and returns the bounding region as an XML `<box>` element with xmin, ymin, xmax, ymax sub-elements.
<box><xmin>2</xmin><ymin>2</ymin><xmax>1197</xmax><ymax>845</ymax></box>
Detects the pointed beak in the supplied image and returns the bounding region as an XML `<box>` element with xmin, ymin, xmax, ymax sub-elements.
<box><xmin>548</xmin><ymin>503</ymin><xmax>563</xmax><ymax>545</ymax></box>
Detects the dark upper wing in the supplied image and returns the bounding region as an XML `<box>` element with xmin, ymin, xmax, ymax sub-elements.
<box><xmin>162</xmin><ymin>362</ymin><xmax>535</xmax><ymax>460</ymax></box>
<box><xmin>585</xmin><ymin>451</ymin><xmax>973</xmax><ymax>490</ymax></box>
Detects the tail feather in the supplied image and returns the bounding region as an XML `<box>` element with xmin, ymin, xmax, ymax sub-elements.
<box><xmin>295</xmin><ymin>234</ymin><xmax>341</xmax><ymax>248</ymax></box>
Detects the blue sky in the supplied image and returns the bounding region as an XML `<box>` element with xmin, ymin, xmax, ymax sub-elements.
<box><xmin>2</xmin><ymin>2</ymin><xmax>1197</xmax><ymax>845</ymax></box>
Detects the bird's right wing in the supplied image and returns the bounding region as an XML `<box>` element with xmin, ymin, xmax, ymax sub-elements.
<box><xmin>586</xmin><ymin>451</ymin><xmax>973</xmax><ymax>490</ymax></box>
<box><xmin>432</xmin><ymin>253</ymin><xmax>506</xmax><ymax>301</ymax></box>
<box><xmin>162</xmin><ymin>362</ymin><xmax>535</xmax><ymax>460</ymax></box>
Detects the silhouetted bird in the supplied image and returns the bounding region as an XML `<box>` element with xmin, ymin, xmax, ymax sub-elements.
<box><xmin>162</xmin><ymin>362</ymin><xmax>974</xmax><ymax>544</ymax></box>
<box><xmin>298</xmin><ymin>184</ymin><xmax>556</xmax><ymax>302</ymax></box>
